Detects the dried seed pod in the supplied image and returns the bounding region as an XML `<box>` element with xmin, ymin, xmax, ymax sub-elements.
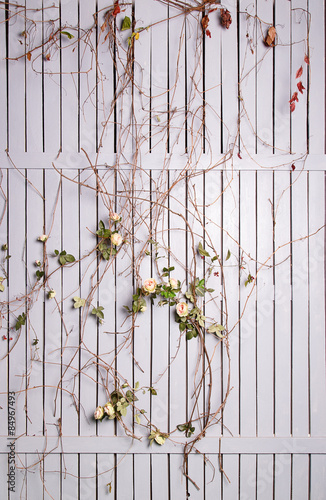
<box><xmin>220</xmin><ymin>9</ymin><xmax>232</xmax><ymax>29</ymax></box>
<box><xmin>202</xmin><ymin>15</ymin><xmax>209</xmax><ymax>31</ymax></box>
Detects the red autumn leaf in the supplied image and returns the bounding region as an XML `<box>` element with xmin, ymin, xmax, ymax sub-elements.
<box><xmin>291</xmin><ymin>164</ymin><xmax>296</xmax><ymax>171</ymax></box>
<box><xmin>206</xmin><ymin>29</ymin><xmax>211</xmax><ymax>38</ymax></box>
<box><xmin>289</xmin><ymin>91</ymin><xmax>299</xmax><ymax>104</ymax></box>
<box><xmin>297</xmin><ymin>81</ymin><xmax>305</xmax><ymax>94</ymax></box>
<box><xmin>304</xmin><ymin>54</ymin><xmax>310</xmax><ymax>65</ymax></box>
<box><xmin>45</xmin><ymin>53</ymin><xmax>51</xmax><ymax>61</ymax></box>
<box><xmin>290</xmin><ymin>101</ymin><xmax>296</xmax><ymax>112</ymax></box>
<box><xmin>112</xmin><ymin>1</ymin><xmax>120</xmax><ymax>17</ymax></box>
<box><xmin>237</xmin><ymin>151</ymin><xmax>242</xmax><ymax>159</ymax></box>
<box><xmin>296</xmin><ymin>66</ymin><xmax>303</xmax><ymax>79</ymax></box>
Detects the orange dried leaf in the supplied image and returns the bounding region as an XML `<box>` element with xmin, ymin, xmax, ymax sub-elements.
<box><xmin>304</xmin><ymin>54</ymin><xmax>310</xmax><ymax>65</ymax></box>
<box><xmin>45</xmin><ymin>53</ymin><xmax>51</xmax><ymax>61</ymax></box>
<box><xmin>290</xmin><ymin>101</ymin><xmax>296</xmax><ymax>113</ymax></box>
<box><xmin>296</xmin><ymin>66</ymin><xmax>303</xmax><ymax>79</ymax></box>
<box><xmin>27</xmin><ymin>51</ymin><xmax>31</xmax><ymax>61</ymax></box>
<box><xmin>264</xmin><ymin>26</ymin><xmax>276</xmax><ymax>46</ymax></box>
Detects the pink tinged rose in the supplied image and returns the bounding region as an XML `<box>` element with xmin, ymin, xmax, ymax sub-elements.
<box><xmin>143</xmin><ymin>278</ymin><xmax>157</xmax><ymax>294</ymax></box>
<box><xmin>176</xmin><ymin>302</ymin><xmax>188</xmax><ymax>317</ymax></box>
<box><xmin>94</xmin><ymin>406</ymin><xmax>104</xmax><ymax>420</ymax></box>
<box><xmin>169</xmin><ymin>278</ymin><xmax>178</xmax><ymax>289</ymax></box>
<box><xmin>104</xmin><ymin>402</ymin><xmax>115</xmax><ymax>419</ymax></box>
<box><xmin>38</xmin><ymin>234</ymin><xmax>48</xmax><ymax>242</ymax></box>
<box><xmin>111</xmin><ymin>233</ymin><xmax>123</xmax><ymax>246</ymax></box>
<box><xmin>48</xmin><ymin>289</ymin><xmax>56</xmax><ymax>299</ymax></box>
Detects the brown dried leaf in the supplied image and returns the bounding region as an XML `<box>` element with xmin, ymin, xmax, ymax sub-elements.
<box><xmin>27</xmin><ymin>51</ymin><xmax>31</xmax><ymax>61</ymax></box>
<box><xmin>202</xmin><ymin>15</ymin><xmax>209</xmax><ymax>31</ymax></box>
<box><xmin>220</xmin><ymin>9</ymin><xmax>232</xmax><ymax>29</ymax></box>
<box><xmin>296</xmin><ymin>66</ymin><xmax>303</xmax><ymax>79</ymax></box>
<box><xmin>264</xmin><ymin>26</ymin><xmax>276</xmax><ymax>47</ymax></box>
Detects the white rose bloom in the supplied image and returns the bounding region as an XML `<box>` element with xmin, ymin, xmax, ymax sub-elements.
<box><xmin>104</xmin><ymin>402</ymin><xmax>116</xmax><ymax>419</ymax></box>
<box><xmin>111</xmin><ymin>233</ymin><xmax>123</xmax><ymax>246</ymax></box>
<box><xmin>169</xmin><ymin>278</ymin><xmax>178</xmax><ymax>289</ymax></box>
<box><xmin>142</xmin><ymin>278</ymin><xmax>157</xmax><ymax>294</ymax></box>
<box><xmin>35</xmin><ymin>260</ymin><xmax>41</xmax><ymax>266</ymax></box>
<box><xmin>176</xmin><ymin>302</ymin><xmax>188</xmax><ymax>317</ymax></box>
<box><xmin>110</xmin><ymin>213</ymin><xmax>121</xmax><ymax>222</ymax></box>
<box><xmin>94</xmin><ymin>406</ymin><xmax>104</xmax><ymax>420</ymax></box>
<box><xmin>38</xmin><ymin>234</ymin><xmax>48</xmax><ymax>242</ymax></box>
<box><xmin>140</xmin><ymin>304</ymin><xmax>147</xmax><ymax>312</ymax></box>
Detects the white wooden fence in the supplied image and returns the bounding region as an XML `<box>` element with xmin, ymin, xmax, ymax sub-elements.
<box><xmin>0</xmin><ymin>0</ymin><xmax>326</xmax><ymax>498</ymax></box>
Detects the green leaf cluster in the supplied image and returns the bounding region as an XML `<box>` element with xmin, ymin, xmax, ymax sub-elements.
<box><xmin>96</xmin><ymin>220</ymin><xmax>121</xmax><ymax>260</ymax></box>
<box><xmin>16</xmin><ymin>312</ymin><xmax>26</xmax><ymax>331</ymax></box>
<box><xmin>245</xmin><ymin>273</ymin><xmax>254</xmax><ymax>287</ymax></box>
<box><xmin>177</xmin><ymin>422</ymin><xmax>195</xmax><ymax>438</ymax></box>
<box><xmin>54</xmin><ymin>249</ymin><xmax>75</xmax><ymax>266</ymax></box>
<box><xmin>148</xmin><ymin>429</ymin><xmax>168</xmax><ymax>446</ymax></box>
<box><xmin>207</xmin><ymin>323</ymin><xmax>225</xmax><ymax>338</ymax></box>
<box><xmin>92</xmin><ymin>306</ymin><xmax>104</xmax><ymax>321</ymax></box>
<box><xmin>185</xmin><ymin>277</ymin><xmax>214</xmax><ymax>303</ymax></box>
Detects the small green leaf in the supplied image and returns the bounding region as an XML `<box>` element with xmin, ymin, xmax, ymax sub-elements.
<box><xmin>61</xmin><ymin>31</ymin><xmax>74</xmax><ymax>39</ymax></box>
<box><xmin>54</xmin><ymin>249</ymin><xmax>59</xmax><ymax>255</ymax></box>
<box><xmin>32</xmin><ymin>338</ymin><xmax>39</xmax><ymax>346</ymax></box>
<box><xmin>135</xmin><ymin>381</ymin><xmax>139</xmax><ymax>390</ymax></box>
<box><xmin>226</xmin><ymin>249</ymin><xmax>231</xmax><ymax>261</ymax></box>
<box><xmin>73</xmin><ymin>296</ymin><xmax>86</xmax><ymax>308</ymax></box>
<box><xmin>135</xmin><ymin>414</ymin><xmax>141</xmax><ymax>425</ymax></box>
<box><xmin>198</xmin><ymin>241</ymin><xmax>210</xmax><ymax>257</ymax></box>
<box><xmin>36</xmin><ymin>270</ymin><xmax>45</xmax><ymax>281</ymax></box>
<box><xmin>121</xmin><ymin>16</ymin><xmax>131</xmax><ymax>31</ymax></box>
<box><xmin>149</xmin><ymin>387</ymin><xmax>157</xmax><ymax>396</ymax></box>
<box><xmin>65</xmin><ymin>254</ymin><xmax>75</xmax><ymax>263</ymax></box>
<box><xmin>92</xmin><ymin>306</ymin><xmax>104</xmax><ymax>320</ymax></box>
<box><xmin>211</xmin><ymin>255</ymin><xmax>219</xmax><ymax>262</ymax></box>
<box><xmin>59</xmin><ymin>255</ymin><xmax>66</xmax><ymax>265</ymax></box>
<box><xmin>0</xmin><ymin>284</ymin><xmax>4</xmax><ymax>292</ymax></box>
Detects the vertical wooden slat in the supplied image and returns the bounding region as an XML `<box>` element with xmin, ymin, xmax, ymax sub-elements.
<box><xmin>205</xmin><ymin>455</ymin><xmax>221</xmax><ymax>499</ymax></box>
<box><xmin>168</xmin><ymin>5</ymin><xmax>186</xmax><ymax>155</ymax></box>
<box><xmin>222</xmin><ymin>171</ymin><xmax>240</xmax><ymax>437</ymax></box>
<box><xmin>0</xmin><ymin>3</ymin><xmax>8</xmax><ymax>151</ymax></box>
<box><xmin>96</xmin><ymin>170</ymin><xmax>116</xmax><ymax>439</ymax></box>
<box><xmin>43</xmin><ymin>453</ymin><xmax>61</xmax><ymax>499</ymax></box>
<box><xmin>80</xmin><ymin>453</ymin><xmax>96</xmax><ymax>499</ymax></box>
<box><xmin>221</xmin><ymin>0</ymin><xmax>238</xmax><ymax>153</ymax></box>
<box><xmin>151</xmin><ymin>171</ymin><xmax>169</xmax><ymax>437</ymax></box>
<box><xmin>97</xmin><ymin>453</ymin><xmax>116</xmax><ymax>498</ymax></box>
<box><xmin>239</xmin><ymin>454</ymin><xmax>256</xmax><ymax>499</ymax></box>
<box><xmin>133</xmin><ymin>0</ymin><xmax>151</xmax><ymax>157</ymax></box>
<box><xmin>170</xmin><ymin>455</ymin><xmax>186</xmax><ymax>499</ymax></box>
<box><xmin>43</xmin><ymin>1</ymin><xmax>61</xmax><ymax>152</ymax></box>
<box><xmin>0</xmin><ymin>453</ymin><xmax>8</xmax><ymax>500</ymax></box>
<box><xmin>291</xmin><ymin>0</ymin><xmax>308</xmax><ymax>154</ymax></box>
<box><xmin>61</xmin><ymin>453</ymin><xmax>78</xmax><ymax>500</ymax></box>
<box><xmin>150</xmin><ymin>1</ymin><xmax>168</xmax><ymax>156</ymax></box>
<box><xmin>204</xmin><ymin>12</ymin><xmax>221</xmax><ymax>157</ymax></box>
<box><xmin>256</xmin><ymin>0</ymin><xmax>273</xmax><ymax>154</ymax></box>
<box><xmin>97</xmin><ymin>0</ymin><xmax>115</xmax><ymax>154</ymax></box>
<box><xmin>292</xmin><ymin>454</ymin><xmax>309</xmax><ymax>500</ymax></box>
<box><xmin>204</xmin><ymin>169</ymin><xmax>223</xmax><ymax>438</ymax></box>
<box><xmin>79</xmin><ymin>170</ymin><xmax>97</xmax><ymax>437</ymax></box>
<box><xmin>60</xmin><ymin>0</ymin><xmax>79</xmax><ymax>152</ymax></box>
<box><xmin>187</xmin><ymin>453</ymin><xmax>204</xmax><ymax>499</ymax></box>
<box><xmin>0</xmin><ymin>169</ymin><xmax>8</xmax><ymax>442</ymax></box>
<box><xmin>291</xmin><ymin>170</ymin><xmax>309</xmax><ymax>436</ymax></box>
<box><xmin>134</xmin><ymin>454</ymin><xmax>150</xmax><ymax>500</ymax></box>
<box><xmin>169</xmin><ymin>172</ymin><xmax>187</xmax><ymax>432</ymax></box>
<box><xmin>7</xmin><ymin>5</ymin><xmax>26</xmax><ymax>152</ymax></box>
<box><xmin>222</xmin><ymin>454</ymin><xmax>239</xmax><ymax>500</ymax></box>
<box><xmin>116</xmin><ymin>453</ymin><xmax>133</xmax><ymax>500</ymax></box>
<box><xmin>308</xmin><ymin>1</ymin><xmax>325</xmax><ymax>153</ymax></box>
<box><xmin>44</xmin><ymin>169</ymin><xmax>62</xmax><ymax>435</ymax></box>
<box><xmin>308</xmin><ymin>171</ymin><xmax>326</xmax><ymax>436</ymax></box>
<box><xmin>256</xmin><ymin>171</ymin><xmax>274</xmax><ymax>437</ymax></box>
<box><xmin>8</xmin><ymin>168</ymin><xmax>26</xmax><ymax>497</ymax></box>
<box><xmin>26</xmin><ymin>454</ymin><xmax>43</xmax><ymax>499</ymax></box>
<box><xmin>310</xmin><ymin>455</ymin><xmax>326</xmax><ymax>499</ymax></box>
<box><xmin>25</xmin><ymin>0</ymin><xmax>43</xmax><ymax>152</ymax></box>
<box><xmin>26</xmin><ymin>169</ymin><xmax>44</xmax><ymax>437</ymax></box>
<box><xmin>274</xmin><ymin>454</ymin><xmax>291</xmax><ymax>500</ymax></box>
<box><xmin>256</xmin><ymin>454</ymin><xmax>273</xmax><ymax>500</ymax></box>
<box><xmin>274</xmin><ymin>172</ymin><xmax>291</xmax><ymax>437</ymax></box>
<box><xmin>274</xmin><ymin>0</ymin><xmax>291</xmax><ymax>153</ymax></box>
<box><xmin>239</xmin><ymin>170</ymin><xmax>256</xmax><ymax>436</ymax></box>
<box><xmin>79</xmin><ymin>0</ymin><xmax>97</xmax><ymax>153</ymax></box>
<box><xmin>239</xmin><ymin>0</ymin><xmax>257</xmax><ymax>154</ymax></box>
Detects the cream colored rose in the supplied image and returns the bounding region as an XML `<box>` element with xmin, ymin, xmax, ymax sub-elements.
<box><xmin>110</xmin><ymin>212</ymin><xmax>121</xmax><ymax>222</ymax></box>
<box><xmin>38</xmin><ymin>234</ymin><xmax>48</xmax><ymax>242</ymax></box>
<box><xmin>104</xmin><ymin>402</ymin><xmax>115</xmax><ymax>419</ymax></box>
<box><xmin>111</xmin><ymin>233</ymin><xmax>123</xmax><ymax>246</ymax></box>
<box><xmin>94</xmin><ymin>406</ymin><xmax>104</xmax><ymax>420</ymax></box>
<box><xmin>169</xmin><ymin>278</ymin><xmax>178</xmax><ymax>289</ymax></box>
<box><xmin>143</xmin><ymin>278</ymin><xmax>157</xmax><ymax>294</ymax></box>
<box><xmin>176</xmin><ymin>302</ymin><xmax>188</xmax><ymax>317</ymax></box>
<box><xmin>48</xmin><ymin>289</ymin><xmax>56</xmax><ymax>299</ymax></box>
